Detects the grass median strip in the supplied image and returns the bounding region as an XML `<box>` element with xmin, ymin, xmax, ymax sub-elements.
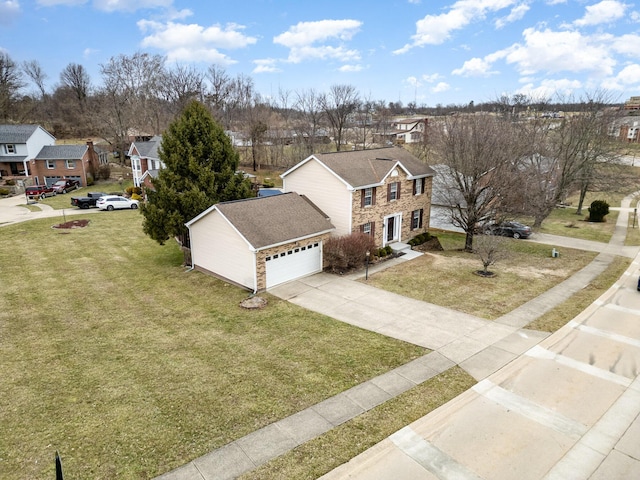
<box><xmin>239</xmin><ymin>366</ymin><xmax>476</xmax><ymax>480</ymax></box>
<box><xmin>0</xmin><ymin>213</ymin><xmax>426</xmax><ymax>479</ymax></box>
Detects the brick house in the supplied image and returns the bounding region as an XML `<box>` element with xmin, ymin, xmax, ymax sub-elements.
<box><xmin>281</xmin><ymin>146</ymin><xmax>435</xmax><ymax>248</ymax></box>
<box><xmin>128</xmin><ymin>135</ymin><xmax>164</xmax><ymax>188</ymax></box>
<box><xmin>30</xmin><ymin>141</ymin><xmax>103</xmax><ymax>187</ymax></box>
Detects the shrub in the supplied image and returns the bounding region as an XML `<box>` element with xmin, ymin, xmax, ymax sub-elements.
<box><xmin>324</xmin><ymin>233</ymin><xmax>377</xmax><ymax>272</ymax></box>
<box><xmin>126</xmin><ymin>186</ymin><xmax>143</xmax><ymax>196</ymax></box>
<box><xmin>86</xmin><ymin>175</ymin><xmax>94</xmax><ymax>186</ymax></box>
<box><xmin>588</xmin><ymin>200</ymin><xmax>609</xmax><ymax>222</ymax></box>
<box><xmin>0</xmin><ymin>187</ymin><xmax>10</xmax><ymax>196</ymax></box>
<box><xmin>131</xmin><ymin>193</ymin><xmax>142</xmax><ymax>201</ymax></box>
<box><xmin>384</xmin><ymin>245</ymin><xmax>393</xmax><ymax>256</ymax></box>
<box><xmin>4</xmin><ymin>179</ymin><xmax>15</xmax><ymax>186</ymax></box>
<box><xmin>97</xmin><ymin>164</ymin><xmax>111</xmax><ymax>180</ymax></box>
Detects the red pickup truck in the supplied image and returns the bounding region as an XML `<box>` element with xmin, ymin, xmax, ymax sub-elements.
<box><xmin>51</xmin><ymin>178</ymin><xmax>80</xmax><ymax>194</ymax></box>
<box><xmin>25</xmin><ymin>185</ymin><xmax>57</xmax><ymax>200</ymax></box>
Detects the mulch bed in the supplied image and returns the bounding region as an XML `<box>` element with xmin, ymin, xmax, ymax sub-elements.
<box><xmin>52</xmin><ymin>219</ymin><xmax>90</xmax><ymax>229</ymax></box>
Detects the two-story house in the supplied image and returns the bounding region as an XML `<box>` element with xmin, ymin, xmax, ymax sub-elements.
<box><xmin>30</xmin><ymin>141</ymin><xmax>103</xmax><ymax>187</ymax></box>
<box><xmin>0</xmin><ymin>124</ymin><xmax>55</xmax><ymax>181</ymax></box>
<box><xmin>128</xmin><ymin>135</ymin><xmax>164</xmax><ymax>188</ymax></box>
<box><xmin>186</xmin><ymin>147</ymin><xmax>434</xmax><ymax>292</ymax></box>
<box><xmin>281</xmin><ymin>147</ymin><xmax>435</xmax><ymax>248</ymax></box>
<box><xmin>392</xmin><ymin>118</ymin><xmax>428</xmax><ymax>144</ymax></box>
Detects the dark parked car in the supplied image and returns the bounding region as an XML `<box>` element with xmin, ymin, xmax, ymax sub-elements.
<box><xmin>51</xmin><ymin>178</ymin><xmax>80</xmax><ymax>194</ymax></box>
<box><xmin>486</xmin><ymin>221</ymin><xmax>532</xmax><ymax>239</ymax></box>
<box><xmin>70</xmin><ymin>192</ymin><xmax>108</xmax><ymax>209</ymax></box>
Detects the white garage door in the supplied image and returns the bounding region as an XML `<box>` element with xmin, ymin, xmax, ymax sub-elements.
<box><xmin>266</xmin><ymin>241</ymin><xmax>322</xmax><ymax>288</ymax></box>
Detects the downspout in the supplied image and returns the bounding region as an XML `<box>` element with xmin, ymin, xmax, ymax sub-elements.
<box><xmin>185</xmin><ymin>224</ymin><xmax>195</xmax><ymax>272</ymax></box>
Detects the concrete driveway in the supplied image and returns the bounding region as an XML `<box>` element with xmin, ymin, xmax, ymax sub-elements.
<box><xmin>0</xmin><ymin>193</ymin><xmax>101</xmax><ymax>226</ymax></box>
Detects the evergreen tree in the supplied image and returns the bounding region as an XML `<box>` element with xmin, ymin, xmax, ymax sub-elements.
<box><xmin>141</xmin><ymin>100</ymin><xmax>253</xmax><ymax>253</ymax></box>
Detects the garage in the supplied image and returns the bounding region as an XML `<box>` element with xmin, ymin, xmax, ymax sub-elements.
<box><xmin>186</xmin><ymin>193</ymin><xmax>334</xmax><ymax>292</ymax></box>
<box><xmin>265</xmin><ymin>241</ymin><xmax>322</xmax><ymax>288</ymax></box>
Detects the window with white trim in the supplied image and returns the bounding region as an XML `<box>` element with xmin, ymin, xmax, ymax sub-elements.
<box><xmin>412</xmin><ymin>209</ymin><xmax>423</xmax><ymax>230</ymax></box>
<box><xmin>5</xmin><ymin>144</ymin><xmax>16</xmax><ymax>154</ymax></box>
<box><xmin>414</xmin><ymin>178</ymin><xmax>423</xmax><ymax>195</ymax></box>
<box><xmin>389</xmin><ymin>182</ymin><xmax>398</xmax><ymax>201</ymax></box>
<box><xmin>363</xmin><ymin>187</ymin><xmax>373</xmax><ymax>207</ymax></box>
<box><xmin>362</xmin><ymin>222</ymin><xmax>372</xmax><ymax>235</ymax></box>
<box><xmin>46</xmin><ymin>160</ymin><xmax>55</xmax><ymax>169</ymax></box>
<box><xmin>65</xmin><ymin>160</ymin><xmax>76</xmax><ymax>169</ymax></box>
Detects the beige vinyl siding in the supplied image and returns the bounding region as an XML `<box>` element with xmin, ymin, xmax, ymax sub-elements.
<box><xmin>190</xmin><ymin>211</ymin><xmax>256</xmax><ymax>290</ymax></box>
<box><xmin>284</xmin><ymin>159</ymin><xmax>352</xmax><ymax>235</ymax></box>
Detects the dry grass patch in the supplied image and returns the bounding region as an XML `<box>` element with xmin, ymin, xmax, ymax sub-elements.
<box><xmin>0</xmin><ymin>213</ymin><xmax>425</xmax><ymax>479</ymax></box>
<box><xmin>527</xmin><ymin>256</ymin><xmax>632</xmax><ymax>332</ymax></box>
<box><xmin>240</xmin><ymin>366</ymin><xmax>476</xmax><ymax>480</ymax></box>
<box><xmin>367</xmin><ymin>233</ymin><xmax>597</xmax><ymax>320</ymax></box>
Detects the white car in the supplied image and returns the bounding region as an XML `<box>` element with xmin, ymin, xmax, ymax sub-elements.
<box><xmin>96</xmin><ymin>195</ymin><xmax>139</xmax><ymax>211</ymax></box>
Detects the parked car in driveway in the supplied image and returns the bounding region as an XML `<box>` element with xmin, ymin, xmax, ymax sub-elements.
<box><xmin>25</xmin><ymin>185</ymin><xmax>56</xmax><ymax>200</ymax></box>
<box><xmin>70</xmin><ymin>192</ymin><xmax>108</xmax><ymax>209</ymax></box>
<box><xmin>96</xmin><ymin>195</ymin><xmax>139</xmax><ymax>211</ymax></box>
<box><xmin>51</xmin><ymin>178</ymin><xmax>80</xmax><ymax>194</ymax></box>
<box><xmin>486</xmin><ymin>221</ymin><xmax>532</xmax><ymax>239</ymax></box>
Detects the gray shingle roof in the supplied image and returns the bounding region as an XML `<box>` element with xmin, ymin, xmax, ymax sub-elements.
<box><xmin>132</xmin><ymin>135</ymin><xmax>162</xmax><ymax>159</ymax></box>
<box><xmin>35</xmin><ymin>145</ymin><xmax>87</xmax><ymax>160</ymax></box>
<box><xmin>304</xmin><ymin>146</ymin><xmax>435</xmax><ymax>188</ymax></box>
<box><xmin>0</xmin><ymin>124</ymin><xmax>40</xmax><ymax>143</ymax></box>
<box><xmin>214</xmin><ymin>193</ymin><xmax>334</xmax><ymax>249</ymax></box>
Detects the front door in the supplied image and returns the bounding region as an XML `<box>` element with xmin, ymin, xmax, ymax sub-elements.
<box><xmin>386</xmin><ymin>216</ymin><xmax>395</xmax><ymax>242</ymax></box>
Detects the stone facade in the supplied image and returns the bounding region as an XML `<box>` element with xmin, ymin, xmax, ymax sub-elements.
<box><xmin>350</xmin><ymin>169</ymin><xmax>432</xmax><ymax>247</ymax></box>
<box><xmin>254</xmin><ymin>232</ymin><xmax>332</xmax><ymax>292</ymax></box>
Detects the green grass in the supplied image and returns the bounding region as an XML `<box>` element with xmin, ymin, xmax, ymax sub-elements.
<box><xmin>535</xmin><ymin>207</ymin><xmax>619</xmax><ymax>243</ymax></box>
<box><xmin>0</xmin><ymin>213</ymin><xmax>425</xmax><ymax>479</ymax></box>
<box><xmin>367</xmin><ymin>231</ymin><xmax>597</xmax><ymax>320</ymax></box>
<box><xmin>36</xmin><ymin>181</ymin><xmax>133</xmax><ymax>210</ymax></box>
<box><xmin>240</xmin><ymin>366</ymin><xmax>476</xmax><ymax>480</ymax></box>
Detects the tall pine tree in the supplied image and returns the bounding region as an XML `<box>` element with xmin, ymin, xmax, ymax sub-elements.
<box><xmin>141</xmin><ymin>100</ymin><xmax>253</xmax><ymax>255</ymax></box>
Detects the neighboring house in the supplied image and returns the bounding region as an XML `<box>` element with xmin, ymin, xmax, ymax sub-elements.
<box><xmin>281</xmin><ymin>147</ymin><xmax>435</xmax><ymax>247</ymax></box>
<box><xmin>610</xmin><ymin>117</ymin><xmax>640</xmax><ymax>143</ymax></box>
<box><xmin>429</xmin><ymin>164</ymin><xmax>467</xmax><ymax>233</ymax></box>
<box><xmin>392</xmin><ymin>118</ymin><xmax>428</xmax><ymax>144</ymax></box>
<box><xmin>0</xmin><ymin>124</ymin><xmax>55</xmax><ymax>180</ymax></box>
<box><xmin>30</xmin><ymin>141</ymin><xmax>102</xmax><ymax>188</ymax></box>
<box><xmin>186</xmin><ymin>192</ymin><xmax>335</xmax><ymax>292</ymax></box>
<box><xmin>128</xmin><ymin>135</ymin><xmax>164</xmax><ymax>187</ymax></box>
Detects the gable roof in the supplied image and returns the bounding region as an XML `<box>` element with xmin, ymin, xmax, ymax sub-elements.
<box><xmin>0</xmin><ymin>124</ymin><xmax>48</xmax><ymax>143</ymax></box>
<box><xmin>35</xmin><ymin>145</ymin><xmax>88</xmax><ymax>160</ymax></box>
<box><xmin>187</xmin><ymin>192</ymin><xmax>334</xmax><ymax>250</ymax></box>
<box><xmin>129</xmin><ymin>135</ymin><xmax>162</xmax><ymax>159</ymax></box>
<box><xmin>282</xmin><ymin>146</ymin><xmax>435</xmax><ymax>189</ymax></box>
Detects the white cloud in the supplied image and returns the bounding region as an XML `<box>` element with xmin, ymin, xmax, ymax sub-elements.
<box><xmin>0</xmin><ymin>0</ymin><xmax>21</xmax><ymax>25</ymax></box>
<box><xmin>495</xmin><ymin>3</ymin><xmax>530</xmax><ymax>29</ymax></box>
<box><xmin>394</xmin><ymin>0</ymin><xmax>516</xmax><ymax>54</ymax></box>
<box><xmin>601</xmin><ymin>63</ymin><xmax>640</xmax><ymax>90</ymax></box>
<box><xmin>252</xmin><ymin>58</ymin><xmax>281</xmax><ymax>74</ymax></box>
<box><xmin>422</xmin><ymin>73</ymin><xmax>443</xmax><ymax>83</ymax></box>
<box><xmin>503</xmin><ymin>28</ymin><xmax>616</xmax><ymax>77</ymax></box>
<box><xmin>432</xmin><ymin>82</ymin><xmax>451</xmax><ymax>93</ymax></box>
<box><xmin>611</xmin><ymin>34</ymin><xmax>640</xmax><ymax>57</ymax></box>
<box><xmin>93</xmin><ymin>0</ymin><xmax>172</xmax><ymax>12</ymax></box>
<box><xmin>516</xmin><ymin>78</ymin><xmax>582</xmax><ymax>99</ymax></box>
<box><xmin>273</xmin><ymin>19</ymin><xmax>362</xmax><ymax>64</ymax></box>
<box><xmin>338</xmin><ymin>64</ymin><xmax>363</xmax><ymax>72</ymax></box>
<box><xmin>574</xmin><ymin>0</ymin><xmax>628</xmax><ymax>27</ymax></box>
<box><xmin>452</xmin><ymin>56</ymin><xmax>499</xmax><ymax>76</ymax></box>
<box><xmin>405</xmin><ymin>75</ymin><xmax>422</xmax><ymax>88</ymax></box>
<box><xmin>138</xmin><ymin>20</ymin><xmax>256</xmax><ymax>64</ymax></box>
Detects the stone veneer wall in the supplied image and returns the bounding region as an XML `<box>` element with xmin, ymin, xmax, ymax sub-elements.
<box><xmin>254</xmin><ymin>232</ymin><xmax>333</xmax><ymax>292</ymax></box>
<box><xmin>350</xmin><ymin>171</ymin><xmax>433</xmax><ymax>247</ymax></box>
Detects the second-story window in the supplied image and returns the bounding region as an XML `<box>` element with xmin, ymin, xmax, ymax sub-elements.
<box><xmin>414</xmin><ymin>178</ymin><xmax>423</xmax><ymax>195</ymax></box>
<box><xmin>66</xmin><ymin>160</ymin><xmax>76</xmax><ymax>169</ymax></box>
<box><xmin>361</xmin><ymin>187</ymin><xmax>375</xmax><ymax>207</ymax></box>
<box><xmin>388</xmin><ymin>182</ymin><xmax>400</xmax><ymax>201</ymax></box>
<box><xmin>46</xmin><ymin>160</ymin><xmax>55</xmax><ymax>169</ymax></box>
<box><xmin>5</xmin><ymin>144</ymin><xmax>16</xmax><ymax>154</ymax></box>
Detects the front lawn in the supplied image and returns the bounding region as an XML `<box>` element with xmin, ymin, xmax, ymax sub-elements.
<box><xmin>367</xmin><ymin>232</ymin><xmax>597</xmax><ymax>320</ymax></box>
<box><xmin>0</xmin><ymin>213</ymin><xmax>425</xmax><ymax>479</ymax></box>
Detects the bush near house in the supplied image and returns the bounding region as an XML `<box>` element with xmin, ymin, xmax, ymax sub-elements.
<box><xmin>324</xmin><ymin>233</ymin><xmax>377</xmax><ymax>272</ymax></box>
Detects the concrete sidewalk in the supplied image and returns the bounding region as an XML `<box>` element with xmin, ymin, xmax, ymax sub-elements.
<box><xmin>157</xmin><ymin>194</ymin><xmax>640</xmax><ymax>480</ymax></box>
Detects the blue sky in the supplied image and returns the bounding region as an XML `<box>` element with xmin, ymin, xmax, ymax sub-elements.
<box><xmin>1</xmin><ymin>0</ymin><xmax>639</xmax><ymax>106</ymax></box>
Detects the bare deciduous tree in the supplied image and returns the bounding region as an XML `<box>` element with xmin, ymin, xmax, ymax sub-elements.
<box><xmin>0</xmin><ymin>52</ymin><xmax>25</xmax><ymax>121</ymax></box>
<box><xmin>320</xmin><ymin>84</ymin><xmax>359</xmax><ymax>151</ymax></box>
<box><xmin>429</xmin><ymin>114</ymin><xmax>525</xmax><ymax>252</ymax></box>
<box><xmin>60</xmin><ymin>63</ymin><xmax>91</xmax><ymax>110</ymax></box>
<box><xmin>473</xmin><ymin>232</ymin><xmax>508</xmax><ymax>276</ymax></box>
<box><xmin>23</xmin><ymin>60</ymin><xmax>48</xmax><ymax>99</ymax></box>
